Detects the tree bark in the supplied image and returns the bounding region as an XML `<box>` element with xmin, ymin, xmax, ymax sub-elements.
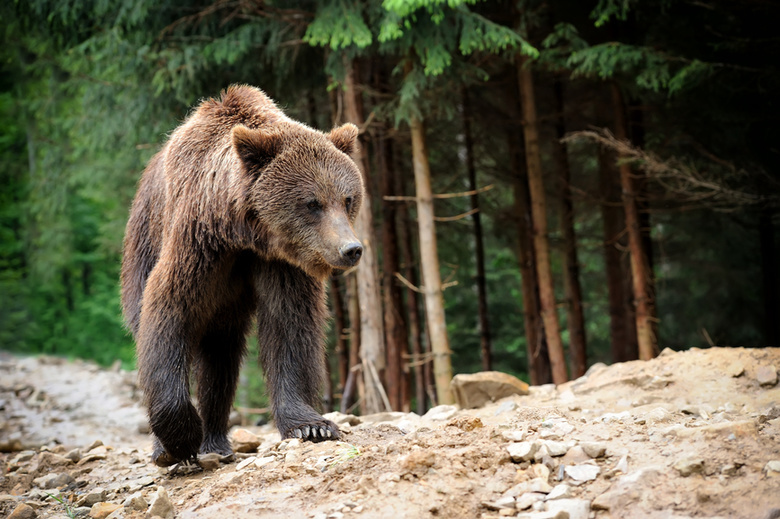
<box><xmin>461</xmin><ymin>88</ymin><xmax>492</xmax><ymax>371</ymax></box>
<box><xmin>509</xmin><ymin>131</ymin><xmax>551</xmax><ymax>385</ymax></box>
<box><xmin>405</xmin><ymin>67</ymin><xmax>454</xmax><ymax>404</ymax></box>
<box><xmin>342</xmin><ymin>58</ymin><xmax>387</xmax><ymax>412</ymax></box>
<box><xmin>330</xmin><ymin>276</ymin><xmax>349</xmax><ymax>395</ymax></box>
<box><xmin>552</xmin><ymin>80</ymin><xmax>587</xmax><ymax>378</ymax></box>
<box><xmin>598</xmin><ymin>147</ymin><xmax>637</xmax><ymax>362</ymax></box>
<box><xmin>611</xmin><ymin>82</ymin><xmax>657</xmax><ymax>361</ymax></box>
<box><xmin>376</xmin><ymin>122</ymin><xmax>408</xmax><ymax>410</ymax></box>
<box><xmin>517</xmin><ymin>56</ymin><xmax>568</xmax><ymax>384</ymax></box>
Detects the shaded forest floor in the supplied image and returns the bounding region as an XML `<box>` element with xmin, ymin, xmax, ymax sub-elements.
<box><xmin>1</xmin><ymin>347</ymin><xmax>779</xmax><ymax>519</ymax></box>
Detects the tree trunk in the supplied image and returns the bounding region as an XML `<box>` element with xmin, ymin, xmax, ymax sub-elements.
<box><xmin>397</xmin><ymin>163</ymin><xmax>427</xmax><ymax>414</ymax></box>
<box><xmin>509</xmin><ymin>132</ymin><xmax>551</xmax><ymax>385</ymax></box>
<box><xmin>376</xmin><ymin>122</ymin><xmax>408</xmax><ymax>411</ymax></box>
<box><xmin>408</xmin><ymin>100</ymin><xmax>454</xmax><ymax>405</ymax></box>
<box><xmin>342</xmin><ymin>58</ymin><xmax>387</xmax><ymax>413</ymax></box>
<box><xmin>611</xmin><ymin>82</ymin><xmax>657</xmax><ymax>361</ymax></box>
<box><xmin>330</xmin><ymin>276</ymin><xmax>349</xmax><ymax>395</ymax></box>
<box><xmin>461</xmin><ymin>88</ymin><xmax>492</xmax><ymax>371</ymax></box>
<box><xmin>598</xmin><ymin>147</ymin><xmax>636</xmax><ymax>362</ymax></box>
<box><xmin>552</xmin><ymin>80</ymin><xmax>587</xmax><ymax>378</ymax></box>
<box><xmin>342</xmin><ymin>274</ymin><xmax>361</xmax><ymax>413</ymax></box>
<box><xmin>517</xmin><ymin>56</ymin><xmax>568</xmax><ymax>384</ymax></box>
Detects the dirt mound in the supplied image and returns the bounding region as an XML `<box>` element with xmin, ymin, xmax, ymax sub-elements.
<box><xmin>1</xmin><ymin>347</ymin><xmax>779</xmax><ymax>519</ymax></box>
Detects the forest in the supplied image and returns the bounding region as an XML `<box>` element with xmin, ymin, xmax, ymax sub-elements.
<box><xmin>1</xmin><ymin>0</ymin><xmax>778</xmax><ymax>416</ymax></box>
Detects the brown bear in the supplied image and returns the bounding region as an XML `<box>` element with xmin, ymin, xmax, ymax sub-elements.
<box><xmin>120</xmin><ymin>85</ymin><xmax>364</xmax><ymax>467</ymax></box>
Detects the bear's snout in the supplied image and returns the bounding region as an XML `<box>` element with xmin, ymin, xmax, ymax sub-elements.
<box><xmin>339</xmin><ymin>242</ymin><xmax>363</xmax><ymax>266</ymax></box>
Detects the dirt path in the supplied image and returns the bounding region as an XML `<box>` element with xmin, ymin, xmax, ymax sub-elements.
<box><xmin>1</xmin><ymin>347</ymin><xmax>779</xmax><ymax>519</ymax></box>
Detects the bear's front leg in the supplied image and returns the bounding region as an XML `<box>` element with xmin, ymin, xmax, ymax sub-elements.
<box><xmin>137</xmin><ymin>263</ymin><xmax>205</xmax><ymax>466</ymax></box>
<box><xmin>256</xmin><ymin>262</ymin><xmax>340</xmax><ymax>442</ymax></box>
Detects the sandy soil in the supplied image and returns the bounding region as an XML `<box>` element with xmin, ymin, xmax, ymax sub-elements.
<box><xmin>1</xmin><ymin>347</ymin><xmax>779</xmax><ymax>519</ymax></box>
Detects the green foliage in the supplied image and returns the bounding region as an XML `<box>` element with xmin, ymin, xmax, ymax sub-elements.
<box><xmin>305</xmin><ymin>2</ymin><xmax>373</xmax><ymax>50</ymax></box>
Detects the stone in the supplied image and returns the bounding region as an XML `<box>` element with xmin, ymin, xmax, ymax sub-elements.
<box><xmin>504</xmin><ymin>478</ymin><xmax>553</xmax><ymax>497</ymax></box>
<box><xmin>564</xmin><ymin>464</ymin><xmax>600</xmax><ymax>482</ymax></box>
<box><xmin>515</xmin><ymin>493</ymin><xmax>546</xmax><ymax>510</ymax></box>
<box><xmin>494</xmin><ymin>401</ymin><xmax>518</xmax><ymax>416</ymax></box>
<box><xmin>674</xmin><ymin>457</ymin><xmax>704</xmax><ymax>477</ymax></box>
<box><xmin>86</xmin><ymin>440</ymin><xmax>104</xmax><ymax>452</ymax></box>
<box><xmin>726</xmin><ymin>362</ymin><xmax>745</xmax><ymax>377</ymax></box>
<box><xmin>482</xmin><ymin>496</ymin><xmax>516</xmax><ymax>510</ymax></box>
<box><xmin>78</xmin><ymin>488</ymin><xmax>107</xmax><ymax>507</ymax></box>
<box><xmin>123</xmin><ymin>492</ymin><xmax>148</xmax><ymax>511</ymax></box>
<box><xmin>501</xmin><ymin>430</ymin><xmax>526</xmax><ymax>442</ymax></box>
<box><xmin>8</xmin><ymin>503</ymin><xmax>37</xmax><ymax>519</ymax></box>
<box><xmin>232</xmin><ymin>429</ymin><xmax>260</xmax><ymax>453</ymax></box>
<box><xmin>450</xmin><ymin>372</ymin><xmax>530</xmax><ymax>409</ymax></box>
<box><xmin>545</xmin><ymin>498</ymin><xmax>591</xmax><ymax>519</ymax></box>
<box><xmin>540</xmin><ymin>441</ymin><xmax>570</xmax><ymax>457</ymax></box>
<box><xmin>764</xmin><ymin>460</ymin><xmax>780</xmax><ymax>475</ymax></box>
<box><xmin>197</xmin><ymin>453</ymin><xmax>220</xmax><ymax>471</ymax></box>
<box><xmin>422</xmin><ymin>405</ymin><xmax>458</xmax><ymax>421</ymax></box>
<box><xmin>560</xmin><ymin>446</ymin><xmax>591</xmax><ymax>465</ymax></box>
<box><xmin>516</xmin><ymin>511</ymin><xmax>569</xmax><ymax>519</ymax></box>
<box><xmin>147</xmin><ymin>486</ymin><xmax>174</xmax><ymax>519</ymax></box>
<box><xmin>237</xmin><ymin>456</ymin><xmax>257</xmax><ymax>470</ymax></box>
<box><xmin>89</xmin><ymin>502</ymin><xmax>121</xmax><ymax>519</ymax></box>
<box><xmin>254</xmin><ymin>456</ymin><xmax>276</xmax><ymax>468</ymax></box>
<box><xmin>37</xmin><ymin>452</ymin><xmax>71</xmax><ymax>466</ymax></box>
<box><xmin>507</xmin><ymin>442</ymin><xmax>539</xmax><ymax>462</ymax></box>
<box><xmin>65</xmin><ymin>449</ymin><xmax>82</xmax><ymax>463</ymax></box>
<box><xmin>546</xmin><ymin>484</ymin><xmax>573</xmax><ymax>500</ymax></box>
<box><xmin>579</xmin><ymin>442</ymin><xmax>606</xmax><ymax>459</ymax></box>
<box><xmin>33</xmin><ymin>472</ymin><xmax>74</xmax><ymax>489</ymax></box>
<box><xmin>757</xmin><ymin>365</ymin><xmax>778</xmax><ymax>387</ymax></box>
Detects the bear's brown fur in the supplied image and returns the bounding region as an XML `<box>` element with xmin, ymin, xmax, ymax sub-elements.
<box><xmin>120</xmin><ymin>85</ymin><xmax>364</xmax><ymax>467</ymax></box>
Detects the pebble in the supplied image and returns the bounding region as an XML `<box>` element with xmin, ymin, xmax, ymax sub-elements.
<box><xmin>545</xmin><ymin>498</ymin><xmax>591</xmax><ymax>519</ymax></box>
<box><xmin>78</xmin><ymin>488</ymin><xmax>106</xmax><ymax>507</ymax></box>
<box><xmin>147</xmin><ymin>486</ymin><xmax>174</xmax><ymax>519</ymax></box>
<box><xmin>494</xmin><ymin>401</ymin><xmax>518</xmax><ymax>415</ymax></box>
<box><xmin>86</xmin><ymin>440</ymin><xmax>104</xmax><ymax>452</ymax></box>
<box><xmin>546</xmin><ymin>484</ymin><xmax>573</xmax><ymax>500</ymax></box>
<box><xmin>540</xmin><ymin>441</ymin><xmax>570</xmax><ymax>457</ymax></box>
<box><xmin>516</xmin><ymin>511</ymin><xmax>568</xmax><ymax>519</ymax></box>
<box><xmin>674</xmin><ymin>457</ymin><xmax>704</xmax><ymax>477</ymax></box>
<box><xmin>560</xmin><ymin>446</ymin><xmax>590</xmax><ymax>465</ymax></box>
<box><xmin>764</xmin><ymin>460</ymin><xmax>780</xmax><ymax>475</ymax></box>
<box><xmin>122</xmin><ymin>492</ymin><xmax>148</xmax><ymax>511</ymax></box>
<box><xmin>237</xmin><ymin>456</ymin><xmax>257</xmax><ymax>470</ymax></box>
<box><xmin>422</xmin><ymin>405</ymin><xmax>458</xmax><ymax>421</ymax></box>
<box><xmin>33</xmin><ymin>472</ymin><xmax>74</xmax><ymax>489</ymax></box>
<box><xmin>482</xmin><ymin>496</ymin><xmax>516</xmax><ymax>510</ymax></box>
<box><xmin>232</xmin><ymin>429</ymin><xmax>261</xmax><ymax>453</ymax></box>
<box><xmin>198</xmin><ymin>453</ymin><xmax>221</xmax><ymax>471</ymax></box>
<box><xmin>507</xmin><ymin>441</ymin><xmax>539</xmax><ymax>462</ymax></box>
<box><xmin>89</xmin><ymin>502</ymin><xmax>121</xmax><ymax>519</ymax></box>
<box><xmin>65</xmin><ymin>449</ymin><xmax>82</xmax><ymax>463</ymax></box>
<box><xmin>564</xmin><ymin>464</ymin><xmax>600</xmax><ymax>482</ymax></box>
<box><xmin>501</xmin><ymin>430</ymin><xmax>526</xmax><ymax>442</ymax></box>
<box><xmin>579</xmin><ymin>442</ymin><xmax>606</xmax><ymax>459</ymax></box>
<box><xmin>515</xmin><ymin>492</ymin><xmax>546</xmax><ymax>510</ymax></box>
<box><xmin>8</xmin><ymin>503</ymin><xmax>37</xmax><ymax>519</ymax></box>
<box><xmin>726</xmin><ymin>362</ymin><xmax>745</xmax><ymax>377</ymax></box>
<box><xmin>254</xmin><ymin>455</ymin><xmax>276</xmax><ymax>468</ymax></box>
<box><xmin>757</xmin><ymin>365</ymin><xmax>778</xmax><ymax>387</ymax></box>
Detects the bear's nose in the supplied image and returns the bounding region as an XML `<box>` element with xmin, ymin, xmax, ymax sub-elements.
<box><xmin>340</xmin><ymin>242</ymin><xmax>363</xmax><ymax>265</ymax></box>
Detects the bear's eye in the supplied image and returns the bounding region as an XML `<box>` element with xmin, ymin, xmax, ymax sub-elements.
<box><xmin>307</xmin><ymin>200</ymin><xmax>322</xmax><ymax>212</ymax></box>
<box><xmin>345</xmin><ymin>197</ymin><xmax>353</xmax><ymax>212</ymax></box>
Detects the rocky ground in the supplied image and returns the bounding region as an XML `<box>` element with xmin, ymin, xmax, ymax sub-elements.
<box><xmin>1</xmin><ymin>347</ymin><xmax>779</xmax><ymax>519</ymax></box>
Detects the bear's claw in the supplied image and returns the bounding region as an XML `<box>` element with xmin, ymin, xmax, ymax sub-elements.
<box><xmin>285</xmin><ymin>422</ymin><xmax>339</xmax><ymax>443</ymax></box>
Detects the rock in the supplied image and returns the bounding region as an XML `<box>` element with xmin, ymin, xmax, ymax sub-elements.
<box><xmin>501</xmin><ymin>430</ymin><xmax>526</xmax><ymax>442</ymax></box>
<box><xmin>254</xmin><ymin>456</ymin><xmax>276</xmax><ymax>468</ymax></box>
<box><xmin>507</xmin><ymin>442</ymin><xmax>539</xmax><ymax>462</ymax></box>
<box><xmin>8</xmin><ymin>503</ymin><xmax>37</xmax><ymax>519</ymax></box>
<box><xmin>504</xmin><ymin>478</ymin><xmax>553</xmax><ymax>496</ymax></box>
<box><xmin>591</xmin><ymin>467</ymin><xmax>661</xmax><ymax>511</ymax></box>
<box><xmin>89</xmin><ymin>502</ymin><xmax>121</xmax><ymax>519</ymax></box>
<box><xmin>726</xmin><ymin>362</ymin><xmax>745</xmax><ymax>377</ymax></box>
<box><xmin>422</xmin><ymin>405</ymin><xmax>458</xmax><ymax>421</ymax></box>
<box><xmin>546</xmin><ymin>484</ymin><xmax>573</xmax><ymax>500</ymax></box>
<box><xmin>147</xmin><ymin>486</ymin><xmax>174</xmax><ymax>519</ymax></box>
<box><xmin>515</xmin><ymin>492</ymin><xmax>546</xmax><ymax>510</ymax></box>
<box><xmin>86</xmin><ymin>440</ymin><xmax>104</xmax><ymax>452</ymax></box>
<box><xmin>579</xmin><ymin>442</ymin><xmax>607</xmax><ymax>459</ymax></box>
<box><xmin>33</xmin><ymin>472</ymin><xmax>74</xmax><ymax>489</ymax></box>
<box><xmin>540</xmin><ymin>441</ymin><xmax>570</xmax><ymax>457</ymax></box>
<box><xmin>126</xmin><ymin>475</ymin><xmax>154</xmax><ymax>493</ymax></box>
<box><xmin>123</xmin><ymin>492</ymin><xmax>148</xmax><ymax>511</ymax></box>
<box><xmin>674</xmin><ymin>457</ymin><xmax>704</xmax><ymax>477</ymax></box>
<box><xmin>450</xmin><ymin>372</ymin><xmax>530</xmax><ymax>409</ymax></box>
<box><xmin>564</xmin><ymin>464</ymin><xmax>599</xmax><ymax>483</ymax></box>
<box><xmin>516</xmin><ymin>511</ymin><xmax>569</xmax><ymax>519</ymax></box>
<box><xmin>545</xmin><ymin>498</ymin><xmax>590</xmax><ymax>519</ymax></box>
<box><xmin>643</xmin><ymin>407</ymin><xmax>672</xmax><ymax>424</ymax></box>
<box><xmin>78</xmin><ymin>488</ymin><xmax>107</xmax><ymax>507</ymax></box>
<box><xmin>65</xmin><ymin>449</ymin><xmax>82</xmax><ymax>463</ymax></box>
<box><xmin>11</xmin><ymin>451</ymin><xmax>36</xmax><ymax>464</ymax></box>
<box><xmin>482</xmin><ymin>495</ymin><xmax>516</xmax><ymax>510</ymax></box>
<box><xmin>764</xmin><ymin>460</ymin><xmax>780</xmax><ymax>475</ymax></box>
<box><xmin>237</xmin><ymin>456</ymin><xmax>257</xmax><ymax>470</ymax></box>
<box><xmin>757</xmin><ymin>365</ymin><xmax>778</xmax><ymax>387</ymax></box>
<box><xmin>232</xmin><ymin>429</ymin><xmax>260</xmax><ymax>453</ymax></box>
<box><xmin>494</xmin><ymin>401</ymin><xmax>518</xmax><ymax>415</ymax></box>
<box><xmin>560</xmin><ymin>446</ymin><xmax>591</xmax><ymax>465</ymax></box>
<box><xmin>323</xmin><ymin>411</ymin><xmax>362</xmax><ymax>426</ymax></box>
<box><xmin>198</xmin><ymin>453</ymin><xmax>220</xmax><ymax>471</ymax></box>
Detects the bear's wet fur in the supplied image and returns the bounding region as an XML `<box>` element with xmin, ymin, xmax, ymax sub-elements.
<box><xmin>120</xmin><ymin>85</ymin><xmax>364</xmax><ymax>466</ymax></box>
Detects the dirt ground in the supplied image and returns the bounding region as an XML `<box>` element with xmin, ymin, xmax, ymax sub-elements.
<box><xmin>1</xmin><ymin>347</ymin><xmax>779</xmax><ymax>519</ymax></box>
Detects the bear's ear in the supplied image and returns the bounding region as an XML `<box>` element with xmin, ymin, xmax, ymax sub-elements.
<box><xmin>328</xmin><ymin>123</ymin><xmax>359</xmax><ymax>156</ymax></box>
<box><xmin>232</xmin><ymin>125</ymin><xmax>281</xmax><ymax>173</ymax></box>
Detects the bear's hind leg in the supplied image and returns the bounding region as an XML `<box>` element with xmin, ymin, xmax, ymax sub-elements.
<box><xmin>196</xmin><ymin>324</ymin><xmax>247</xmax><ymax>460</ymax></box>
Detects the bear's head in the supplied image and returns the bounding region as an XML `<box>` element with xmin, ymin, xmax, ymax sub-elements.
<box><xmin>232</xmin><ymin>122</ymin><xmax>364</xmax><ymax>279</ymax></box>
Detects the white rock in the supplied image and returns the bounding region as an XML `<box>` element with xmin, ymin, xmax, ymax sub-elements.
<box><xmin>122</xmin><ymin>492</ymin><xmax>148</xmax><ymax>511</ymax></box>
<box><xmin>502</xmin><ymin>430</ymin><xmax>526</xmax><ymax>442</ymax></box>
<box><xmin>507</xmin><ymin>441</ymin><xmax>539</xmax><ymax>462</ymax></box>
<box><xmin>546</xmin><ymin>484</ymin><xmax>573</xmax><ymax>500</ymax></box>
<box><xmin>237</xmin><ymin>456</ymin><xmax>257</xmax><ymax>470</ymax></box>
<box><xmin>564</xmin><ymin>464</ymin><xmax>600</xmax><ymax>482</ymax></box>
<box><xmin>541</xmin><ymin>440</ymin><xmax>570</xmax><ymax>457</ymax></box>
<box><xmin>764</xmin><ymin>460</ymin><xmax>780</xmax><ymax>474</ymax></box>
<box><xmin>422</xmin><ymin>405</ymin><xmax>458</xmax><ymax>421</ymax></box>
<box><xmin>147</xmin><ymin>486</ymin><xmax>174</xmax><ymax>519</ymax></box>
<box><xmin>515</xmin><ymin>492</ymin><xmax>546</xmax><ymax>510</ymax></box>
<box><xmin>545</xmin><ymin>498</ymin><xmax>591</xmax><ymax>519</ymax></box>
<box><xmin>254</xmin><ymin>456</ymin><xmax>276</xmax><ymax>468</ymax></box>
